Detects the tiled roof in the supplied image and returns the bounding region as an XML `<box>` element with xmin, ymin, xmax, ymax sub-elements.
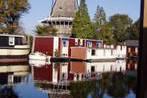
<box><xmin>50</xmin><ymin>0</ymin><xmax>78</xmax><ymax>17</ymax></box>
<box><xmin>125</xmin><ymin>40</ymin><xmax>139</xmax><ymax>47</ymax></box>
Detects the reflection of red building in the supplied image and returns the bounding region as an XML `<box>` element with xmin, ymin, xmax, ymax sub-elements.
<box><xmin>126</xmin><ymin>40</ymin><xmax>138</xmax><ymax>59</ymax></box>
<box><xmin>126</xmin><ymin>40</ymin><xmax>138</xmax><ymax>70</ymax></box>
<box><xmin>33</xmin><ymin>65</ymin><xmax>53</xmax><ymax>82</ymax></box>
<box><xmin>127</xmin><ymin>60</ymin><xmax>138</xmax><ymax>70</ymax></box>
<box><xmin>32</xmin><ymin>63</ymin><xmax>69</xmax><ymax>84</ymax></box>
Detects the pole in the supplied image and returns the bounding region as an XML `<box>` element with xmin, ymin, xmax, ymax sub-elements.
<box><xmin>137</xmin><ymin>0</ymin><xmax>147</xmax><ymax>97</ymax></box>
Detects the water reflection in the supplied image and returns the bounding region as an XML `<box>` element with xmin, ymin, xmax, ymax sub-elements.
<box><xmin>0</xmin><ymin>64</ymin><xmax>30</xmax><ymax>98</ymax></box>
<box><xmin>31</xmin><ymin>60</ymin><xmax>136</xmax><ymax>98</ymax></box>
<box><xmin>0</xmin><ymin>60</ymin><xmax>136</xmax><ymax>98</ymax></box>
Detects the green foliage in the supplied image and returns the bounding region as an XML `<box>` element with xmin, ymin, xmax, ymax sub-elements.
<box><xmin>107</xmin><ymin>72</ymin><xmax>129</xmax><ymax>98</ymax></box>
<box><xmin>72</xmin><ymin>0</ymin><xmax>93</xmax><ymax>39</ymax></box>
<box><xmin>92</xmin><ymin>5</ymin><xmax>115</xmax><ymax>44</ymax></box>
<box><xmin>0</xmin><ymin>0</ymin><xmax>30</xmax><ymax>34</ymax></box>
<box><xmin>35</xmin><ymin>25</ymin><xmax>57</xmax><ymax>36</ymax></box>
<box><xmin>70</xmin><ymin>80</ymin><xmax>97</xmax><ymax>98</ymax></box>
<box><xmin>126</xmin><ymin>19</ymin><xmax>139</xmax><ymax>40</ymax></box>
<box><xmin>109</xmin><ymin>14</ymin><xmax>133</xmax><ymax>42</ymax></box>
<box><xmin>94</xmin><ymin>23</ymin><xmax>115</xmax><ymax>44</ymax></box>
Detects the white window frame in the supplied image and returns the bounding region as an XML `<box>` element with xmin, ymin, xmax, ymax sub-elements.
<box><xmin>9</xmin><ymin>36</ymin><xmax>15</xmax><ymax>46</ymax></box>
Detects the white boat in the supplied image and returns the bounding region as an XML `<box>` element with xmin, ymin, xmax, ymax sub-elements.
<box><xmin>0</xmin><ymin>34</ymin><xmax>30</xmax><ymax>63</ymax></box>
<box><xmin>29</xmin><ymin>52</ymin><xmax>51</xmax><ymax>67</ymax></box>
<box><xmin>29</xmin><ymin>52</ymin><xmax>47</xmax><ymax>61</ymax></box>
<box><xmin>29</xmin><ymin>60</ymin><xmax>46</xmax><ymax>67</ymax></box>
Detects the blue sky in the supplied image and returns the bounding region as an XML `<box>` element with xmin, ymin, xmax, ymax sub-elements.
<box><xmin>21</xmin><ymin>0</ymin><xmax>140</xmax><ymax>34</ymax></box>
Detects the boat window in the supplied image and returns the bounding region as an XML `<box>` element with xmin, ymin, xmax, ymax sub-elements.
<box><xmin>91</xmin><ymin>66</ymin><xmax>95</xmax><ymax>72</ymax></box>
<box><xmin>0</xmin><ymin>36</ymin><xmax>9</xmax><ymax>47</ymax></box>
<box><xmin>15</xmin><ymin>37</ymin><xmax>22</xmax><ymax>45</ymax></box>
<box><xmin>91</xmin><ymin>49</ymin><xmax>96</xmax><ymax>56</ymax></box>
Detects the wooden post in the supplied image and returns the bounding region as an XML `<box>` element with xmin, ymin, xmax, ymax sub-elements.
<box><xmin>138</xmin><ymin>0</ymin><xmax>147</xmax><ymax>97</ymax></box>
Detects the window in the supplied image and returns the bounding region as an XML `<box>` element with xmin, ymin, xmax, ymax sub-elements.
<box><xmin>80</xmin><ymin>39</ymin><xmax>83</xmax><ymax>46</ymax></box>
<box><xmin>91</xmin><ymin>49</ymin><xmax>96</xmax><ymax>56</ymax></box>
<box><xmin>91</xmin><ymin>66</ymin><xmax>95</xmax><ymax>72</ymax></box>
<box><xmin>76</xmin><ymin>74</ymin><xmax>79</xmax><ymax>80</ymax></box>
<box><xmin>62</xmin><ymin>40</ymin><xmax>68</xmax><ymax>47</ymax></box>
<box><xmin>63</xmin><ymin>41</ymin><xmax>66</xmax><ymax>47</ymax></box>
<box><xmin>96</xmin><ymin>42</ymin><xmax>99</xmax><ymax>48</ymax></box>
<box><xmin>87</xmin><ymin>41</ymin><xmax>92</xmax><ymax>47</ymax></box>
<box><xmin>15</xmin><ymin>37</ymin><xmax>22</xmax><ymax>45</ymax></box>
<box><xmin>75</xmin><ymin>39</ymin><xmax>78</xmax><ymax>45</ymax></box>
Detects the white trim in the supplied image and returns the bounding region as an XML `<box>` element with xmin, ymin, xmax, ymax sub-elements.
<box><xmin>53</xmin><ymin>37</ymin><xmax>59</xmax><ymax>57</ymax></box>
<box><xmin>14</xmin><ymin>45</ymin><xmax>30</xmax><ymax>48</ymax></box>
<box><xmin>0</xmin><ymin>49</ymin><xmax>30</xmax><ymax>56</ymax></box>
<box><xmin>32</xmin><ymin>37</ymin><xmax>36</xmax><ymax>53</ymax></box>
<box><xmin>0</xmin><ymin>66</ymin><xmax>29</xmax><ymax>73</ymax></box>
<box><xmin>40</xmin><ymin>17</ymin><xmax>74</xmax><ymax>22</ymax></box>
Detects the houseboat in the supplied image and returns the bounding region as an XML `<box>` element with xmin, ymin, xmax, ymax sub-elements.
<box><xmin>0</xmin><ymin>34</ymin><xmax>30</xmax><ymax>63</ymax></box>
<box><xmin>31</xmin><ymin>36</ymin><xmax>126</xmax><ymax>61</ymax></box>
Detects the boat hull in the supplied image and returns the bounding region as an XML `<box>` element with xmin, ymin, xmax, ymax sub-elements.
<box><xmin>0</xmin><ymin>47</ymin><xmax>30</xmax><ymax>63</ymax></box>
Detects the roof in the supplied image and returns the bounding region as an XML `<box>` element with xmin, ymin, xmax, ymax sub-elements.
<box><xmin>125</xmin><ymin>40</ymin><xmax>139</xmax><ymax>47</ymax></box>
<box><xmin>0</xmin><ymin>34</ymin><xmax>26</xmax><ymax>37</ymax></box>
<box><xmin>50</xmin><ymin>0</ymin><xmax>78</xmax><ymax>17</ymax></box>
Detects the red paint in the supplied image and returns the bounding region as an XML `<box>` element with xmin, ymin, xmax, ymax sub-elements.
<box><xmin>69</xmin><ymin>38</ymin><xmax>75</xmax><ymax>56</ymax></box>
<box><xmin>34</xmin><ymin>37</ymin><xmax>54</xmax><ymax>56</ymax></box>
<box><xmin>68</xmin><ymin>73</ymin><xmax>74</xmax><ymax>80</ymax></box>
<box><xmin>70</xmin><ymin>47</ymin><xmax>87</xmax><ymax>60</ymax></box>
<box><xmin>70</xmin><ymin>62</ymin><xmax>86</xmax><ymax>73</ymax></box>
<box><xmin>58</xmin><ymin>38</ymin><xmax>61</xmax><ymax>57</ymax></box>
<box><xmin>92</xmin><ymin>40</ymin><xmax>97</xmax><ymax>48</ymax></box>
<box><xmin>33</xmin><ymin>65</ymin><xmax>52</xmax><ymax>82</ymax></box>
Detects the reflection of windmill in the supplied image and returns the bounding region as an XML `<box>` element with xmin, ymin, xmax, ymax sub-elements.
<box><xmin>41</xmin><ymin>0</ymin><xmax>78</xmax><ymax>37</ymax></box>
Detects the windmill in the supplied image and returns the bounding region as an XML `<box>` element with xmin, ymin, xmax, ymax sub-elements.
<box><xmin>41</xmin><ymin>0</ymin><xmax>78</xmax><ymax>37</ymax></box>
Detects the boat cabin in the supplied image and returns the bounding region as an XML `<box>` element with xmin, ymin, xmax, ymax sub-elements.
<box><xmin>0</xmin><ymin>34</ymin><xmax>27</xmax><ymax>47</ymax></box>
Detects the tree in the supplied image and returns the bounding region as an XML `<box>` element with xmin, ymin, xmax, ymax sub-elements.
<box><xmin>92</xmin><ymin>5</ymin><xmax>114</xmax><ymax>43</ymax></box>
<box><xmin>35</xmin><ymin>25</ymin><xmax>57</xmax><ymax>36</ymax></box>
<box><xmin>109</xmin><ymin>14</ymin><xmax>133</xmax><ymax>43</ymax></box>
<box><xmin>107</xmin><ymin>72</ymin><xmax>129</xmax><ymax>98</ymax></box>
<box><xmin>93</xmin><ymin>5</ymin><xmax>106</xmax><ymax>26</ymax></box>
<box><xmin>0</xmin><ymin>0</ymin><xmax>30</xmax><ymax>34</ymax></box>
<box><xmin>72</xmin><ymin>0</ymin><xmax>93</xmax><ymax>39</ymax></box>
<box><xmin>127</xmin><ymin>19</ymin><xmax>139</xmax><ymax>40</ymax></box>
<box><xmin>94</xmin><ymin>23</ymin><xmax>115</xmax><ymax>44</ymax></box>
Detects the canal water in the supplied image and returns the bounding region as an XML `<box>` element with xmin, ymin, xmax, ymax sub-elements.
<box><xmin>0</xmin><ymin>60</ymin><xmax>136</xmax><ymax>98</ymax></box>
